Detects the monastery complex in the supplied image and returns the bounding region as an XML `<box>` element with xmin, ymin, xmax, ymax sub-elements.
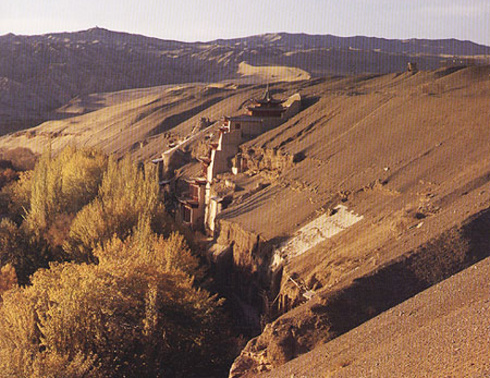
<box><xmin>154</xmin><ymin>87</ymin><xmax>302</xmax><ymax>234</ymax></box>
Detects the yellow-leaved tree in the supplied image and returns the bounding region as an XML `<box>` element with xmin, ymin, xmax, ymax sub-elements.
<box><xmin>0</xmin><ymin>264</ymin><xmax>17</xmax><ymax>302</ymax></box>
<box><xmin>65</xmin><ymin>156</ymin><xmax>165</xmax><ymax>261</ymax></box>
<box><xmin>0</xmin><ymin>147</ymin><xmax>108</xmax><ymax>282</ymax></box>
<box><xmin>94</xmin><ymin>217</ymin><xmax>201</xmax><ymax>280</ymax></box>
<box><xmin>0</xmin><ymin>218</ymin><xmax>46</xmax><ymax>284</ymax></box>
<box><xmin>25</xmin><ymin>146</ymin><xmax>107</xmax><ymax>235</ymax></box>
<box><xmin>0</xmin><ymin>224</ymin><xmax>231</xmax><ymax>377</ymax></box>
<box><xmin>0</xmin><ymin>147</ymin><xmax>234</xmax><ymax>377</ymax></box>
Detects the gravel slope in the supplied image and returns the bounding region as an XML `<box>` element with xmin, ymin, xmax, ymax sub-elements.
<box><xmin>262</xmin><ymin>256</ymin><xmax>490</xmax><ymax>378</ymax></box>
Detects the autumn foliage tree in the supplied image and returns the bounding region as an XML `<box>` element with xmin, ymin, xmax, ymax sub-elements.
<box><xmin>0</xmin><ymin>223</ymin><xmax>231</xmax><ymax>377</ymax></box>
<box><xmin>0</xmin><ymin>264</ymin><xmax>17</xmax><ymax>301</ymax></box>
<box><xmin>25</xmin><ymin>146</ymin><xmax>107</xmax><ymax>235</ymax></box>
<box><xmin>0</xmin><ymin>147</ymin><xmax>234</xmax><ymax>377</ymax></box>
<box><xmin>0</xmin><ymin>147</ymin><xmax>108</xmax><ymax>281</ymax></box>
<box><xmin>1</xmin><ymin>170</ymin><xmax>32</xmax><ymax>223</ymax></box>
<box><xmin>65</xmin><ymin>155</ymin><xmax>164</xmax><ymax>262</ymax></box>
<box><xmin>0</xmin><ymin>218</ymin><xmax>47</xmax><ymax>284</ymax></box>
<box><xmin>0</xmin><ymin>160</ymin><xmax>18</xmax><ymax>190</ymax></box>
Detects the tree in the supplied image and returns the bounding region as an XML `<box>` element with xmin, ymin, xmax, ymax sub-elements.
<box><xmin>0</xmin><ymin>147</ymin><xmax>108</xmax><ymax>272</ymax></box>
<box><xmin>0</xmin><ymin>219</ymin><xmax>48</xmax><ymax>284</ymax></box>
<box><xmin>0</xmin><ymin>264</ymin><xmax>17</xmax><ymax>302</ymax></box>
<box><xmin>94</xmin><ymin>217</ymin><xmax>201</xmax><ymax>280</ymax></box>
<box><xmin>0</xmin><ymin>166</ymin><xmax>18</xmax><ymax>190</ymax></box>
<box><xmin>65</xmin><ymin>156</ymin><xmax>162</xmax><ymax>261</ymax></box>
<box><xmin>0</xmin><ymin>146</ymin><xmax>235</xmax><ymax>377</ymax></box>
<box><xmin>2</xmin><ymin>170</ymin><xmax>32</xmax><ymax>223</ymax></box>
<box><xmin>25</xmin><ymin>147</ymin><xmax>107</xmax><ymax>235</ymax></box>
<box><xmin>0</xmin><ymin>235</ymin><xmax>230</xmax><ymax>377</ymax></box>
<box><xmin>0</xmin><ymin>281</ymin><xmax>101</xmax><ymax>378</ymax></box>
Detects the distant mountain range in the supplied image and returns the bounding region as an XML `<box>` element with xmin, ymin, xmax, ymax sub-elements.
<box><xmin>1</xmin><ymin>27</ymin><xmax>489</xmax><ymax>134</ymax></box>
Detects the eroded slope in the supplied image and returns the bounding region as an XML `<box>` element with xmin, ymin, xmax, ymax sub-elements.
<box><xmin>221</xmin><ymin>66</ymin><xmax>490</xmax><ymax>376</ymax></box>
<box><xmin>262</xmin><ymin>255</ymin><xmax>490</xmax><ymax>378</ymax></box>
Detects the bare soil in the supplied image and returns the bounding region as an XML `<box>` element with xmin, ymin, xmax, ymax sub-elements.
<box><xmin>262</xmin><ymin>255</ymin><xmax>490</xmax><ymax>378</ymax></box>
<box><xmin>1</xmin><ymin>65</ymin><xmax>489</xmax><ymax>377</ymax></box>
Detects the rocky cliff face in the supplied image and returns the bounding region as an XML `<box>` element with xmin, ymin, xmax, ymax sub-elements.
<box><xmin>238</xmin><ymin>147</ymin><xmax>295</xmax><ymax>176</ymax></box>
<box><xmin>215</xmin><ymin>220</ymin><xmax>272</xmax><ymax>316</ymax></box>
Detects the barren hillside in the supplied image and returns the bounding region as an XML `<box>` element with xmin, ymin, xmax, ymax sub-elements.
<box><xmin>1</xmin><ymin>28</ymin><xmax>489</xmax><ymax>134</ymax></box>
<box><xmin>262</xmin><ymin>255</ymin><xmax>490</xmax><ymax>377</ymax></box>
<box><xmin>211</xmin><ymin>66</ymin><xmax>490</xmax><ymax>376</ymax></box>
<box><xmin>0</xmin><ymin>64</ymin><xmax>489</xmax><ymax>377</ymax></box>
<box><xmin>0</xmin><ymin>80</ymin><xmax>306</xmax><ymax>159</ymax></box>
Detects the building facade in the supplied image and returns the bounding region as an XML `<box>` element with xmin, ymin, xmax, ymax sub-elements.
<box><xmin>157</xmin><ymin>88</ymin><xmax>302</xmax><ymax>232</ymax></box>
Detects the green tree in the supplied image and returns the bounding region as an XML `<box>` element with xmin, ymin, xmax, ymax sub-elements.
<box><xmin>0</xmin><ymin>147</ymin><xmax>235</xmax><ymax>377</ymax></box>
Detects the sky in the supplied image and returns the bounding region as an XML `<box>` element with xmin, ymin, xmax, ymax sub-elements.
<box><xmin>1</xmin><ymin>0</ymin><xmax>489</xmax><ymax>46</ymax></box>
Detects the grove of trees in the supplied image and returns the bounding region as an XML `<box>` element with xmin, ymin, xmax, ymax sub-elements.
<box><xmin>0</xmin><ymin>147</ymin><xmax>233</xmax><ymax>377</ymax></box>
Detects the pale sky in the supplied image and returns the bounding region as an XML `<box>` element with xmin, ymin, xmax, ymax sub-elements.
<box><xmin>1</xmin><ymin>0</ymin><xmax>489</xmax><ymax>46</ymax></box>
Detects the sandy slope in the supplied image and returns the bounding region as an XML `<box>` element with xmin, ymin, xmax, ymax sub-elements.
<box><xmin>0</xmin><ymin>83</ymin><xmax>237</xmax><ymax>158</ymax></box>
<box><xmin>54</xmin><ymin>85</ymin><xmax>176</xmax><ymax>116</ymax></box>
<box><xmin>0</xmin><ymin>80</ymin><xmax>308</xmax><ymax>160</ymax></box>
<box><xmin>237</xmin><ymin>62</ymin><xmax>311</xmax><ymax>83</ymax></box>
<box><xmin>222</xmin><ymin>67</ymin><xmax>490</xmax><ymax>242</ymax></box>
<box><xmin>223</xmin><ymin>66</ymin><xmax>490</xmax><ymax>376</ymax></box>
<box><xmin>1</xmin><ymin>66</ymin><xmax>489</xmax><ymax>376</ymax></box>
<box><xmin>262</xmin><ymin>256</ymin><xmax>490</xmax><ymax>378</ymax></box>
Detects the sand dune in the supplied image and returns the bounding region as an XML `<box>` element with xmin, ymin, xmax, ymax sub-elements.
<box><xmin>237</xmin><ymin>62</ymin><xmax>311</xmax><ymax>83</ymax></box>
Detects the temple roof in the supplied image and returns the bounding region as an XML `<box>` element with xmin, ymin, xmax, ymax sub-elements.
<box><xmin>227</xmin><ymin>115</ymin><xmax>264</xmax><ymax>122</ymax></box>
<box><xmin>254</xmin><ymin>85</ymin><xmax>283</xmax><ymax>105</ymax></box>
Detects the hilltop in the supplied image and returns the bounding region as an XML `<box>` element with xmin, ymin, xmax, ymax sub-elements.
<box><xmin>1</xmin><ymin>27</ymin><xmax>489</xmax><ymax>134</ymax></box>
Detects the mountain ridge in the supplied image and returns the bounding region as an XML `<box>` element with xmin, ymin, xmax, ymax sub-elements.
<box><xmin>0</xmin><ymin>28</ymin><xmax>489</xmax><ymax>135</ymax></box>
<box><xmin>4</xmin><ymin>27</ymin><xmax>490</xmax><ymax>53</ymax></box>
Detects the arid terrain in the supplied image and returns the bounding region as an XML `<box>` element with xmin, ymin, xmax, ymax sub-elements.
<box><xmin>222</xmin><ymin>65</ymin><xmax>490</xmax><ymax>377</ymax></box>
<box><xmin>1</xmin><ymin>28</ymin><xmax>489</xmax><ymax>134</ymax></box>
<box><xmin>263</xmin><ymin>255</ymin><xmax>490</xmax><ymax>377</ymax></box>
<box><xmin>0</xmin><ymin>29</ymin><xmax>489</xmax><ymax>377</ymax></box>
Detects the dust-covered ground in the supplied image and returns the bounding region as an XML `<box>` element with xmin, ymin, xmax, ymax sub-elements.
<box><xmin>1</xmin><ymin>65</ymin><xmax>489</xmax><ymax>377</ymax></box>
